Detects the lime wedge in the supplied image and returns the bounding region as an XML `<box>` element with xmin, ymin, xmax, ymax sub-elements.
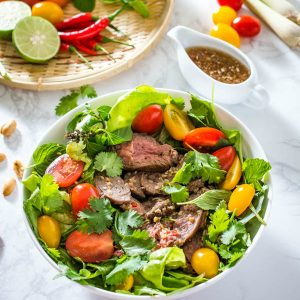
<box><xmin>13</xmin><ymin>16</ymin><xmax>60</xmax><ymax>64</ymax></box>
<box><xmin>0</xmin><ymin>1</ymin><xmax>31</xmax><ymax>40</ymax></box>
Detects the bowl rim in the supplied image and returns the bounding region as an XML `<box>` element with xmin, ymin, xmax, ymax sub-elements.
<box><xmin>22</xmin><ymin>88</ymin><xmax>272</xmax><ymax>300</ymax></box>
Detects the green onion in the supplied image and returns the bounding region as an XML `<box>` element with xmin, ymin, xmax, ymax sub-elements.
<box><xmin>245</xmin><ymin>0</ymin><xmax>300</xmax><ymax>48</ymax></box>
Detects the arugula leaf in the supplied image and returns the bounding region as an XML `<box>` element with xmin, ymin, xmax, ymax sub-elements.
<box><xmin>185</xmin><ymin>151</ymin><xmax>226</xmax><ymax>184</ymax></box>
<box><xmin>32</xmin><ymin>143</ymin><xmax>66</xmax><ymax>175</ymax></box>
<box><xmin>223</xmin><ymin>129</ymin><xmax>243</xmax><ymax>163</ymax></box>
<box><xmin>107</xmin><ymin>85</ymin><xmax>180</xmax><ymax>132</ymax></box>
<box><xmin>207</xmin><ymin>207</ymin><xmax>230</xmax><ymax>242</ymax></box>
<box><xmin>243</xmin><ymin>158</ymin><xmax>271</xmax><ymax>191</ymax></box>
<box><xmin>156</xmin><ymin>126</ymin><xmax>184</xmax><ymax>151</ymax></box>
<box><xmin>179</xmin><ymin>189</ymin><xmax>231</xmax><ymax>210</ymax></box>
<box><xmin>106</xmin><ymin>256</ymin><xmax>146</xmax><ymax>285</ymax></box>
<box><xmin>120</xmin><ymin>230</ymin><xmax>155</xmax><ymax>256</ymax></box>
<box><xmin>55</xmin><ymin>85</ymin><xmax>97</xmax><ymax>116</ymax></box>
<box><xmin>94</xmin><ymin>152</ymin><xmax>123</xmax><ymax>177</ymax></box>
<box><xmin>77</xmin><ymin>198</ymin><xmax>115</xmax><ymax>234</ymax></box>
<box><xmin>66</xmin><ymin>141</ymin><xmax>92</xmax><ymax>170</ymax></box>
<box><xmin>114</xmin><ymin>210</ymin><xmax>144</xmax><ymax>237</ymax></box>
<box><xmin>162</xmin><ymin>183</ymin><xmax>189</xmax><ymax>203</ymax></box>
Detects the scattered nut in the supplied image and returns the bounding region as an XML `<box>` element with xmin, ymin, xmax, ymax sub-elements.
<box><xmin>3</xmin><ymin>177</ymin><xmax>16</xmax><ymax>197</ymax></box>
<box><xmin>1</xmin><ymin>120</ymin><xmax>17</xmax><ymax>137</ymax></box>
<box><xmin>0</xmin><ymin>152</ymin><xmax>6</xmax><ymax>163</ymax></box>
<box><xmin>13</xmin><ymin>160</ymin><xmax>24</xmax><ymax>179</ymax></box>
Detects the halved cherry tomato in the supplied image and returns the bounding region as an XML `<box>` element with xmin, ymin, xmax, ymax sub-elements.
<box><xmin>45</xmin><ymin>154</ymin><xmax>84</xmax><ymax>188</ymax></box>
<box><xmin>217</xmin><ymin>0</ymin><xmax>243</xmax><ymax>11</ymax></box>
<box><xmin>163</xmin><ymin>104</ymin><xmax>194</xmax><ymax>141</ymax></box>
<box><xmin>228</xmin><ymin>184</ymin><xmax>255</xmax><ymax>216</ymax></box>
<box><xmin>220</xmin><ymin>155</ymin><xmax>242</xmax><ymax>190</ymax></box>
<box><xmin>191</xmin><ymin>248</ymin><xmax>220</xmax><ymax>278</ymax></box>
<box><xmin>65</xmin><ymin>230</ymin><xmax>114</xmax><ymax>263</ymax></box>
<box><xmin>116</xmin><ymin>274</ymin><xmax>134</xmax><ymax>291</ymax></box>
<box><xmin>132</xmin><ymin>105</ymin><xmax>163</xmax><ymax>134</ymax></box>
<box><xmin>32</xmin><ymin>1</ymin><xmax>64</xmax><ymax>24</ymax></box>
<box><xmin>210</xmin><ymin>23</ymin><xmax>240</xmax><ymax>48</ymax></box>
<box><xmin>184</xmin><ymin>127</ymin><xmax>226</xmax><ymax>150</ymax></box>
<box><xmin>37</xmin><ymin>215</ymin><xmax>61</xmax><ymax>248</ymax></box>
<box><xmin>71</xmin><ymin>183</ymin><xmax>99</xmax><ymax>216</ymax></box>
<box><xmin>212</xmin><ymin>6</ymin><xmax>237</xmax><ymax>25</ymax></box>
<box><xmin>232</xmin><ymin>16</ymin><xmax>261</xmax><ymax>37</ymax></box>
<box><xmin>212</xmin><ymin>146</ymin><xmax>236</xmax><ymax>171</ymax></box>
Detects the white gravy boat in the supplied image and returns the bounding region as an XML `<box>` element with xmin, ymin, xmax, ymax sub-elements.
<box><xmin>167</xmin><ymin>25</ymin><xmax>269</xmax><ymax>107</ymax></box>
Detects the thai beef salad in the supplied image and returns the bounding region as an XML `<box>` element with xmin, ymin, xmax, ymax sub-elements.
<box><xmin>23</xmin><ymin>86</ymin><xmax>271</xmax><ymax>296</ymax></box>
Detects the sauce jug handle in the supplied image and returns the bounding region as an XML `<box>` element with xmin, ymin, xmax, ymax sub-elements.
<box><xmin>243</xmin><ymin>84</ymin><xmax>270</xmax><ymax>110</ymax></box>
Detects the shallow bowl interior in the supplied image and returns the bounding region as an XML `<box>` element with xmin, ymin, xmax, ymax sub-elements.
<box><xmin>23</xmin><ymin>88</ymin><xmax>272</xmax><ymax>300</ymax></box>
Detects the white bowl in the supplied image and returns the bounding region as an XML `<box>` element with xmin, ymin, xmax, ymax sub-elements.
<box><xmin>23</xmin><ymin>88</ymin><xmax>272</xmax><ymax>300</ymax></box>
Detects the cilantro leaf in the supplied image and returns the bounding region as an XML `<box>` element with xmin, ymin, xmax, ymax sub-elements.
<box><xmin>106</xmin><ymin>256</ymin><xmax>147</xmax><ymax>285</ymax></box>
<box><xmin>94</xmin><ymin>152</ymin><xmax>123</xmax><ymax>177</ymax></box>
<box><xmin>243</xmin><ymin>158</ymin><xmax>271</xmax><ymax>191</ymax></box>
<box><xmin>207</xmin><ymin>207</ymin><xmax>230</xmax><ymax>242</ymax></box>
<box><xmin>120</xmin><ymin>230</ymin><xmax>156</xmax><ymax>256</ymax></box>
<box><xmin>180</xmin><ymin>189</ymin><xmax>231</xmax><ymax>210</ymax></box>
<box><xmin>114</xmin><ymin>210</ymin><xmax>144</xmax><ymax>237</ymax></box>
<box><xmin>77</xmin><ymin>198</ymin><xmax>115</xmax><ymax>234</ymax></box>
<box><xmin>172</xmin><ymin>163</ymin><xmax>193</xmax><ymax>185</ymax></box>
<box><xmin>185</xmin><ymin>151</ymin><xmax>226</xmax><ymax>184</ymax></box>
<box><xmin>221</xmin><ymin>221</ymin><xmax>246</xmax><ymax>245</ymax></box>
<box><xmin>55</xmin><ymin>85</ymin><xmax>97</xmax><ymax>116</ymax></box>
<box><xmin>162</xmin><ymin>183</ymin><xmax>189</xmax><ymax>203</ymax></box>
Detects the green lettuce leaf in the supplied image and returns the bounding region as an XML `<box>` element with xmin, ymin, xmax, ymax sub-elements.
<box><xmin>66</xmin><ymin>141</ymin><xmax>92</xmax><ymax>170</ymax></box>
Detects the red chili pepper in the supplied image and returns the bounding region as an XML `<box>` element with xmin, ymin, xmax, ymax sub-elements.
<box><xmin>72</xmin><ymin>41</ymin><xmax>98</xmax><ymax>55</ymax></box>
<box><xmin>83</xmin><ymin>38</ymin><xmax>115</xmax><ymax>61</ymax></box>
<box><xmin>59</xmin><ymin>42</ymin><xmax>93</xmax><ymax>69</ymax></box>
<box><xmin>56</xmin><ymin>13</ymin><xmax>93</xmax><ymax>30</ymax></box>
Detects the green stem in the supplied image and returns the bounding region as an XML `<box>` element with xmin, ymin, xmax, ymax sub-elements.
<box><xmin>101</xmin><ymin>36</ymin><xmax>134</xmax><ymax>48</ymax></box>
<box><xmin>69</xmin><ymin>46</ymin><xmax>93</xmax><ymax>70</ymax></box>
<box><xmin>249</xmin><ymin>203</ymin><xmax>267</xmax><ymax>225</ymax></box>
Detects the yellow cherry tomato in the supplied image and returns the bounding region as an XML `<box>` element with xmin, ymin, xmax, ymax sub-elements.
<box><xmin>228</xmin><ymin>184</ymin><xmax>255</xmax><ymax>216</ymax></box>
<box><xmin>220</xmin><ymin>155</ymin><xmax>242</xmax><ymax>190</ymax></box>
<box><xmin>116</xmin><ymin>274</ymin><xmax>134</xmax><ymax>291</ymax></box>
<box><xmin>212</xmin><ymin>6</ymin><xmax>237</xmax><ymax>25</ymax></box>
<box><xmin>191</xmin><ymin>248</ymin><xmax>220</xmax><ymax>278</ymax></box>
<box><xmin>163</xmin><ymin>104</ymin><xmax>195</xmax><ymax>141</ymax></box>
<box><xmin>210</xmin><ymin>23</ymin><xmax>240</xmax><ymax>48</ymax></box>
<box><xmin>32</xmin><ymin>1</ymin><xmax>64</xmax><ymax>24</ymax></box>
<box><xmin>48</xmin><ymin>0</ymin><xmax>70</xmax><ymax>7</ymax></box>
<box><xmin>37</xmin><ymin>215</ymin><xmax>61</xmax><ymax>248</ymax></box>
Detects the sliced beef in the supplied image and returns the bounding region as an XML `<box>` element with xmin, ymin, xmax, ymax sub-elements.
<box><xmin>94</xmin><ymin>174</ymin><xmax>131</xmax><ymax>205</ymax></box>
<box><xmin>188</xmin><ymin>179</ymin><xmax>210</xmax><ymax>200</ymax></box>
<box><xmin>143</xmin><ymin>197</ymin><xmax>176</xmax><ymax>221</ymax></box>
<box><xmin>173</xmin><ymin>205</ymin><xmax>207</xmax><ymax>246</ymax></box>
<box><xmin>115</xmin><ymin>133</ymin><xmax>179</xmax><ymax>172</ymax></box>
<box><xmin>124</xmin><ymin>172</ymin><xmax>145</xmax><ymax>199</ymax></box>
<box><xmin>120</xmin><ymin>197</ymin><xmax>145</xmax><ymax>215</ymax></box>
<box><xmin>183</xmin><ymin>230</ymin><xmax>205</xmax><ymax>262</ymax></box>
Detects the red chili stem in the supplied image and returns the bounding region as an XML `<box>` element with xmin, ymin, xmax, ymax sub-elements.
<box><xmin>83</xmin><ymin>39</ymin><xmax>115</xmax><ymax>61</ymax></box>
<box><xmin>108</xmin><ymin>23</ymin><xmax>131</xmax><ymax>40</ymax></box>
<box><xmin>97</xmin><ymin>35</ymin><xmax>134</xmax><ymax>48</ymax></box>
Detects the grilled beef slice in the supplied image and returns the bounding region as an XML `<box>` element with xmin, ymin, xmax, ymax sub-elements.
<box><xmin>120</xmin><ymin>197</ymin><xmax>145</xmax><ymax>215</ymax></box>
<box><xmin>143</xmin><ymin>197</ymin><xmax>176</xmax><ymax>221</ymax></box>
<box><xmin>124</xmin><ymin>172</ymin><xmax>145</xmax><ymax>199</ymax></box>
<box><xmin>94</xmin><ymin>174</ymin><xmax>131</xmax><ymax>205</ymax></box>
<box><xmin>182</xmin><ymin>230</ymin><xmax>205</xmax><ymax>262</ymax></box>
<box><xmin>115</xmin><ymin>133</ymin><xmax>179</xmax><ymax>172</ymax></box>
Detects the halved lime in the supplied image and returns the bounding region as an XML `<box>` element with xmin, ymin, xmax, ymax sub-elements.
<box><xmin>0</xmin><ymin>1</ymin><xmax>31</xmax><ymax>40</ymax></box>
<box><xmin>12</xmin><ymin>16</ymin><xmax>60</xmax><ymax>63</ymax></box>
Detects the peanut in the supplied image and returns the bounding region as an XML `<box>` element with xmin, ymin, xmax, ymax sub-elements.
<box><xmin>1</xmin><ymin>120</ymin><xmax>17</xmax><ymax>137</ymax></box>
<box><xmin>13</xmin><ymin>160</ymin><xmax>24</xmax><ymax>179</ymax></box>
<box><xmin>3</xmin><ymin>177</ymin><xmax>16</xmax><ymax>197</ymax></box>
<box><xmin>0</xmin><ymin>152</ymin><xmax>6</xmax><ymax>163</ymax></box>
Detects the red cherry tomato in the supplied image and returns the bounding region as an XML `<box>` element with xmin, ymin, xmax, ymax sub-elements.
<box><xmin>217</xmin><ymin>0</ymin><xmax>243</xmax><ymax>11</ymax></box>
<box><xmin>184</xmin><ymin>127</ymin><xmax>226</xmax><ymax>150</ymax></box>
<box><xmin>45</xmin><ymin>154</ymin><xmax>84</xmax><ymax>188</ymax></box>
<box><xmin>132</xmin><ymin>105</ymin><xmax>163</xmax><ymax>134</ymax></box>
<box><xmin>66</xmin><ymin>230</ymin><xmax>114</xmax><ymax>263</ymax></box>
<box><xmin>212</xmin><ymin>146</ymin><xmax>236</xmax><ymax>171</ymax></box>
<box><xmin>232</xmin><ymin>16</ymin><xmax>261</xmax><ymax>37</ymax></box>
<box><xmin>71</xmin><ymin>183</ymin><xmax>100</xmax><ymax>216</ymax></box>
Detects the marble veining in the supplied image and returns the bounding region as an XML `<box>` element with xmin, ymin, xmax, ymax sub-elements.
<box><xmin>1</xmin><ymin>0</ymin><xmax>300</xmax><ymax>299</ymax></box>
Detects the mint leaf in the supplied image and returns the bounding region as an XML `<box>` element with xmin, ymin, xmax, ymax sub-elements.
<box><xmin>162</xmin><ymin>183</ymin><xmax>189</xmax><ymax>203</ymax></box>
<box><xmin>94</xmin><ymin>152</ymin><xmax>123</xmax><ymax>177</ymax></box>
<box><xmin>77</xmin><ymin>198</ymin><xmax>115</xmax><ymax>234</ymax></box>
<box><xmin>120</xmin><ymin>230</ymin><xmax>155</xmax><ymax>256</ymax></box>
<box><xmin>243</xmin><ymin>158</ymin><xmax>271</xmax><ymax>191</ymax></box>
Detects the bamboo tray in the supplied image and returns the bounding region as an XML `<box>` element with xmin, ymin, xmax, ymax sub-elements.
<box><xmin>0</xmin><ymin>0</ymin><xmax>174</xmax><ymax>91</ymax></box>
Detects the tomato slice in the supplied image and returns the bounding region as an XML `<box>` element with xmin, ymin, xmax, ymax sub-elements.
<box><xmin>220</xmin><ymin>155</ymin><xmax>242</xmax><ymax>190</ymax></box>
<box><xmin>71</xmin><ymin>183</ymin><xmax>100</xmax><ymax>216</ymax></box>
<box><xmin>184</xmin><ymin>127</ymin><xmax>226</xmax><ymax>150</ymax></box>
<box><xmin>163</xmin><ymin>104</ymin><xmax>195</xmax><ymax>141</ymax></box>
<box><xmin>45</xmin><ymin>154</ymin><xmax>84</xmax><ymax>188</ymax></box>
<box><xmin>212</xmin><ymin>146</ymin><xmax>236</xmax><ymax>171</ymax></box>
<box><xmin>65</xmin><ymin>230</ymin><xmax>114</xmax><ymax>263</ymax></box>
<box><xmin>132</xmin><ymin>105</ymin><xmax>163</xmax><ymax>134</ymax></box>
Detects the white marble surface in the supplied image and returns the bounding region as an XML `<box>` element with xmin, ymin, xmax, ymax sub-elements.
<box><xmin>1</xmin><ymin>0</ymin><xmax>300</xmax><ymax>299</ymax></box>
